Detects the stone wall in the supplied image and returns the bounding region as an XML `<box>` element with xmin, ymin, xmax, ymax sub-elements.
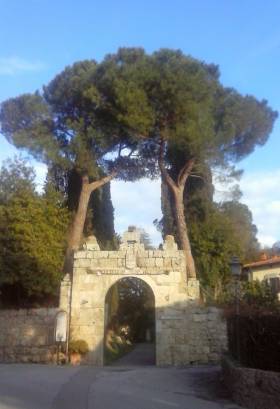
<box><xmin>222</xmin><ymin>355</ymin><xmax>280</xmax><ymax>409</ymax></box>
<box><xmin>157</xmin><ymin>305</ymin><xmax>227</xmax><ymax>366</ymax></box>
<box><xmin>0</xmin><ymin>308</ymin><xmax>58</xmax><ymax>363</ymax></box>
<box><xmin>60</xmin><ymin>232</ymin><xmax>227</xmax><ymax>366</ymax></box>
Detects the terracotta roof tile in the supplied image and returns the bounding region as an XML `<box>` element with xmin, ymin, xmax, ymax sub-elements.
<box><xmin>243</xmin><ymin>256</ymin><xmax>280</xmax><ymax>268</ymax></box>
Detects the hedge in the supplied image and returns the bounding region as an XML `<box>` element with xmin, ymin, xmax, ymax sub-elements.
<box><xmin>227</xmin><ymin>314</ymin><xmax>280</xmax><ymax>372</ymax></box>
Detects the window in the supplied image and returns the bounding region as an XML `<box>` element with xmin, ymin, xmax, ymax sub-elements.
<box><xmin>265</xmin><ymin>275</ymin><xmax>280</xmax><ymax>295</ymax></box>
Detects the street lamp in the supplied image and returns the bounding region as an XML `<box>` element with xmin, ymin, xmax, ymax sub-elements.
<box><xmin>229</xmin><ymin>256</ymin><xmax>242</xmax><ymax>278</ymax></box>
<box><xmin>229</xmin><ymin>256</ymin><xmax>242</xmax><ymax>362</ymax></box>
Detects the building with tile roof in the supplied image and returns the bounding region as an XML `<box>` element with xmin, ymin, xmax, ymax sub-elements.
<box><xmin>243</xmin><ymin>255</ymin><xmax>280</xmax><ymax>296</ymax></box>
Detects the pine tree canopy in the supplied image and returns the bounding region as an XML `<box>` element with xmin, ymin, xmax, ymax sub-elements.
<box><xmin>91</xmin><ymin>48</ymin><xmax>277</xmax><ymax>169</ymax></box>
<box><xmin>1</xmin><ymin>47</ymin><xmax>277</xmax><ymax>184</ymax></box>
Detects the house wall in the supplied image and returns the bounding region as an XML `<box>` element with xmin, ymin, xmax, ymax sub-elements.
<box><xmin>249</xmin><ymin>264</ymin><xmax>280</xmax><ymax>282</ymax></box>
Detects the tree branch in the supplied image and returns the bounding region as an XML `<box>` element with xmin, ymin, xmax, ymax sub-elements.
<box><xmin>158</xmin><ymin>140</ymin><xmax>177</xmax><ymax>192</ymax></box>
<box><xmin>177</xmin><ymin>159</ymin><xmax>195</xmax><ymax>187</ymax></box>
<box><xmin>189</xmin><ymin>173</ymin><xmax>204</xmax><ymax>181</ymax></box>
<box><xmin>127</xmin><ymin>147</ymin><xmax>135</xmax><ymax>158</ymax></box>
<box><xmin>118</xmin><ymin>143</ymin><xmax>122</xmax><ymax>157</ymax></box>
<box><xmin>88</xmin><ymin>171</ymin><xmax>117</xmax><ymax>193</ymax></box>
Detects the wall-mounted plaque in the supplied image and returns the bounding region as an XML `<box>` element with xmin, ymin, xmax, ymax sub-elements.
<box><xmin>55</xmin><ymin>311</ymin><xmax>67</xmax><ymax>342</ymax></box>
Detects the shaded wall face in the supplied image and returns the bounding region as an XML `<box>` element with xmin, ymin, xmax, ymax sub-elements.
<box><xmin>61</xmin><ymin>238</ymin><xmax>227</xmax><ymax>366</ymax></box>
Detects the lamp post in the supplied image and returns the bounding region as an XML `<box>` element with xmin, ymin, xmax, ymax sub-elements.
<box><xmin>229</xmin><ymin>256</ymin><xmax>242</xmax><ymax>362</ymax></box>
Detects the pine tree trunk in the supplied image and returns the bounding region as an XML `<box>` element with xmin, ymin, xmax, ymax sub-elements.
<box><xmin>63</xmin><ymin>172</ymin><xmax>116</xmax><ymax>274</ymax></box>
<box><xmin>158</xmin><ymin>142</ymin><xmax>196</xmax><ymax>280</ymax></box>
<box><xmin>173</xmin><ymin>187</ymin><xmax>196</xmax><ymax>278</ymax></box>
<box><xmin>68</xmin><ymin>181</ymin><xmax>91</xmax><ymax>251</ymax></box>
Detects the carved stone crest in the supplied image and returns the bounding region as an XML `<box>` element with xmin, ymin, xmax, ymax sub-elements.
<box><xmin>125</xmin><ymin>252</ymin><xmax>137</xmax><ymax>269</ymax></box>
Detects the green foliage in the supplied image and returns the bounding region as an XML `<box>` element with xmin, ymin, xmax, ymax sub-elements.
<box><xmin>241</xmin><ymin>280</ymin><xmax>278</xmax><ymax>309</ymax></box>
<box><xmin>220</xmin><ymin>279</ymin><xmax>279</xmax><ymax>312</ymax></box>
<box><xmin>139</xmin><ymin>228</ymin><xmax>154</xmax><ymax>250</ymax></box>
<box><xmin>0</xmin><ymin>93</ymin><xmax>59</xmax><ymax>164</ymax></box>
<box><xmin>89</xmin><ymin>182</ymin><xmax>117</xmax><ymax>250</ymax></box>
<box><xmin>68</xmin><ymin>339</ymin><xmax>89</xmax><ymax>355</ymax></box>
<box><xmin>106</xmin><ymin>277</ymin><xmax>155</xmax><ymax>342</ymax></box>
<box><xmin>0</xmin><ymin>156</ymin><xmax>36</xmax><ymax>204</ymax></box>
<box><xmin>0</xmin><ymin>57</ymin><xmax>149</xmax><ymax>248</ymax></box>
<box><xmin>190</xmin><ymin>201</ymin><xmax>261</xmax><ymax>300</ymax></box>
<box><xmin>93</xmin><ymin>48</ymin><xmax>277</xmax><ymax>169</ymax></box>
<box><xmin>218</xmin><ymin>201</ymin><xmax>259</xmax><ymax>261</ymax></box>
<box><xmin>0</xmin><ymin>58</ymin><xmax>143</xmax><ymax>179</ymax></box>
<box><xmin>0</xmin><ymin>158</ymin><xmax>70</xmax><ymax>306</ymax></box>
<box><xmin>189</xmin><ymin>206</ymin><xmax>242</xmax><ymax>298</ymax></box>
<box><xmin>104</xmin><ymin>336</ymin><xmax>133</xmax><ymax>365</ymax></box>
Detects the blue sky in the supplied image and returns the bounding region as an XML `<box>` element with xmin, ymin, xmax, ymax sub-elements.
<box><xmin>0</xmin><ymin>0</ymin><xmax>279</xmax><ymax>246</ymax></box>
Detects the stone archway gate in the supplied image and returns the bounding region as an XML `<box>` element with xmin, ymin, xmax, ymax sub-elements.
<box><xmin>60</xmin><ymin>228</ymin><xmax>227</xmax><ymax>366</ymax></box>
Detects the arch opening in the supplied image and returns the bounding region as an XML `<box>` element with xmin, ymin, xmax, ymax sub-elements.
<box><xmin>104</xmin><ymin>277</ymin><xmax>155</xmax><ymax>366</ymax></box>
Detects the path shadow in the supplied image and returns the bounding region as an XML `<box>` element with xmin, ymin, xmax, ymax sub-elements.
<box><xmin>110</xmin><ymin>343</ymin><xmax>155</xmax><ymax>367</ymax></box>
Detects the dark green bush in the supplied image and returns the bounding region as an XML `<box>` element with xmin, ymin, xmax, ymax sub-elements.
<box><xmin>227</xmin><ymin>313</ymin><xmax>280</xmax><ymax>372</ymax></box>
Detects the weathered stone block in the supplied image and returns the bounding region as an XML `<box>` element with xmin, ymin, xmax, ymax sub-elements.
<box><xmin>155</xmin><ymin>258</ymin><xmax>164</xmax><ymax>267</ymax></box>
<box><xmin>162</xmin><ymin>251</ymin><xmax>177</xmax><ymax>258</ymax></box>
<box><xmin>74</xmin><ymin>251</ymin><xmax>87</xmax><ymax>259</ymax></box>
<box><xmin>163</xmin><ymin>258</ymin><xmax>172</xmax><ymax>268</ymax></box>
<box><xmin>94</xmin><ymin>251</ymin><xmax>109</xmax><ymax>259</ymax></box>
<box><xmin>76</xmin><ymin>259</ymin><xmax>91</xmax><ymax>268</ymax></box>
<box><xmin>117</xmin><ymin>258</ymin><xmax>125</xmax><ymax>267</ymax></box>
<box><xmin>137</xmin><ymin>250</ymin><xmax>149</xmax><ymax>257</ymax></box>
<box><xmin>153</xmin><ymin>250</ymin><xmax>163</xmax><ymax>257</ymax></box>
<box><xmin>109</xmin><ymin>251</ymin><xmax>125</xmax><ymax>258</ymax></box>
<box><xmin>73</xmin><ymin>267</ymin><xmax>88</xmax><ymax>276</ymax></box>
<box><xmin>173</xmin><ymin>345</ymin><xmax>189</xmax><ymax>365</ymax></box>
<box><xmin>175</xmin><ymin>333</ymin><xmax>185</xmax><ymax>344</ymax></box>
<box><xmin>163</xmin><ymin>235</ymin><xmax>178</xmax><ymax>251</ymax></box>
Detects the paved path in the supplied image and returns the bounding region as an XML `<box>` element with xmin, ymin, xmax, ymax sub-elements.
<box><xmin>89</xmin><ymin>365</ymin><xmax>244</xmax><ymax>409</ymax></box>
<box><xmin>0</xmin><ymin>362</ymin><xmax>245</xmax><ymax>409</ymax></box>
<box><xmin>0</xmin><ymin>364</ymin><xmax>81</xmax><ymax>409</ymax></box>
<box><xmin>111</xmin><ymin>343</ymin><xmax>155</xmax><ymax>366</ymax></box>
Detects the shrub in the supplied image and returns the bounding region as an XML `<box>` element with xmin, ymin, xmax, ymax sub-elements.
<box><xmin>227</xmin><ymin>313</ymin><xmax>280</xmax><ymax>372</ymax></box>
<box><xmin>222</xmin><ymin>279</ymin><xmax>279</xmax><ymax>315</ymax></box>
<box><xmin>242</xmin><ymin>280</ymin><xmax>278</xmax><ymax>308</ymax></box>
<box><xmin>68</xmin><ymin>339</ymin><xmax>89</xmax><ymax>355</ymax></box>
<box><xmin>225</xmin><ymin>279</ymin><xmax>280</xmax><ymax>372</ymax></box>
